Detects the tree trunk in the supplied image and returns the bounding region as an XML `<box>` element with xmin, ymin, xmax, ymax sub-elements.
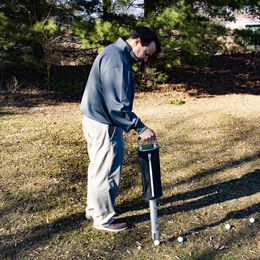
<box><xmin>32</xmin><ymin>41</ymin><xmax>45</xmax><ymax>61</ymax></box>
<box><xmin>144</xmin><ymin>0</ymin><xmax>157</xmax><ymax>17</ymax></box>
<box><xmin>102</xmin><ymin>0</ymin><xmax>112</xmax><ymax>20</ymax></box>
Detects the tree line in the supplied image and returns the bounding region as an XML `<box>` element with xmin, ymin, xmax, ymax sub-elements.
<box><xmin>0</xmin><ymin>0</ymin><xmax>259</xmax><ymax>90</ymax></box>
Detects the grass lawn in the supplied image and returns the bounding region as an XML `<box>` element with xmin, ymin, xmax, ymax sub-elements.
<box><xmin>0</xmin><ymin>90</ymin><xmax>259</xmax><ymax>259</ymax></box>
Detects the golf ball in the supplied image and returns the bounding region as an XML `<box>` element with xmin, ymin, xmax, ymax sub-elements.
<box><xmin>249</xmin><ymin>217</ymin><xmax>255</xmax><ymax>223</ymax></box>
<box><xmin>177</xmin><ymin>236</ymin><xmax>184</xmax><ymax>243</ymax></box>
<box><xmin>225</xmin><ymin>224</ymin><xmax>231</xmax><ymax>230</ymax></box>
<box><xmin>154</xmin><ymin>240</ymin><xmax>160</xmax><ymax>246</ymax></box>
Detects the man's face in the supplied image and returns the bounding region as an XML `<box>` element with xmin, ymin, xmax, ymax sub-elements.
<box><xmin>132</xmin><ymin>39</ymin><xmax>156</xmax><ymax>63</ymax></box>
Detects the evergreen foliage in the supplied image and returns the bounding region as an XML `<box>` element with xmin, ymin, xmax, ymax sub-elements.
<box><xmin>0</xmin><ymin>0</ymin><xmax>258</xmax><ymax>90</ymax></box>
<box><xmin>146</xmin><ymin>3</ymin><xmax>228</xmax><ymax>68</ymax></box>
<box><xmin>0</xmin><ymin>0</ymin><xmax>99</xmax><ymax>67</ymax></box>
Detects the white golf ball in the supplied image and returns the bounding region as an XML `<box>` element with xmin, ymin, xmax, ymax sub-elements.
<box><xmin>249</xmin><ymin>217</ymin><xmax>255</xmax><ymax>223</ymax></box>
<box><xmin>225</xmin><ymin>224</ymin><xmax>231</xmax><ymax>230</ymax></box>
<box><xmin>177</xmin><ymin>236</ymin><xmax>184</xmax><ymax>243</ymax></box>
<box><xmin>154</xmin><ymin>240</ymin><xmax>160</xmax><ymax>246</ymax></box>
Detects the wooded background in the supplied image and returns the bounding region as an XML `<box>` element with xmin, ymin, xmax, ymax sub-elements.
<box><xmin>0</xmin><ymin>0</ymin><xmax>259</xmax><ymax>95</ymax></box>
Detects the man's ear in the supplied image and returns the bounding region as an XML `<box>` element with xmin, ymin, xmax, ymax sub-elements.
<box><xmin>133</xmin><ymin>37</ymin><xmax>141</xmax><ymax>46</ymax></box>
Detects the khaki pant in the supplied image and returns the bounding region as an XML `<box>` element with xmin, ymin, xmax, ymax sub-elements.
<box><xmin>82</xmin><ymin>115</ymin><xmax>124</xmax><ymax>225</ymax></box>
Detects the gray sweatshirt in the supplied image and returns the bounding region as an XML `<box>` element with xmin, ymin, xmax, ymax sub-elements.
<box><xmin>80</xmin><ymin>38</ymin><xmax>146</xmax><ymax>134</ymax></box>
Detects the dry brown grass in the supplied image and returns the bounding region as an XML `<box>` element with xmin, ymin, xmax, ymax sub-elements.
<box><xmin>0</xmin><ymin>91</ymin><xmax>259</xmax><ymax>259</ymax></box>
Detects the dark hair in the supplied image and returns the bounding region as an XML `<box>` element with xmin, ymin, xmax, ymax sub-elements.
<box><xmin>129</xmin><ymin>26</ymin><xmax>161</xmax><ymax>53</ymax></box>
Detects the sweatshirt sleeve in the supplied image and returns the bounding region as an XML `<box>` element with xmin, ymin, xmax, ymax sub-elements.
<box><xmin>101</xmin><ymin>65</ymin><xmax>146</xmax><ymax>134</ymax></box>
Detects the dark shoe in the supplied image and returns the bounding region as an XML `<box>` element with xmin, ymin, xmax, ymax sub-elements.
<box><xmin>93</xmin><ymin>221</ymin><xmax>128</xmax><ymax>232</ymax></box>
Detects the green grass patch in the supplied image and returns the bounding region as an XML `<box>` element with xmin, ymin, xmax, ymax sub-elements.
<box><xmin>168</xmin><ymin>98</ymin><xmax>184</xmax><ymax>105</ymax></box>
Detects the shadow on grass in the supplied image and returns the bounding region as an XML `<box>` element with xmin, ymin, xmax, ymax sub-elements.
<box><xmin>194</xmin><ymin>212</ymin><xmax>260</xmax><ymax>260</ymax></box>
<box><xmin>174</xmin><ymin>203</ymin><xmax>260</xmax><ymax>259</ymax></box>
<box><xmin>168</xmin><ymin>202</ymin><xmax>260</xmax><ymax>242</ymax></box>
<box><xmin>157</xmin><ymin>115</ymin><xmax>259</xmax><ymax>191</ymax></box>
<box><xmin>168</xmin><ymin>53</ymin><xmax>260</xmax><ymax>96</ymax></box>
<box><xmin>0</xmin><ymin>135</ymin><xmax>139</xmax><ymax>258</ymax></box>
<box><xmin>0</xmin><ymin>90</ymin><xmax>69</xmax><ymax>108</ymax></box>
<box><xmin>166</xmin><ymin>150</ymin><xmax>260</xmax><ymax>189</ymax></box>
<box><xmin>0</xmin><ymin>53</ymin><xmax>259</xmax><ymax>110</ymax></box>
<box><xmin>1</xmin><ymin>100</ymin><xmax>258</xmax><ymax>258</ymax></box>
<box><xmin>0</xmin><ymin>166</ymin><xmax>258</xmax><ymax>258</ymax></box>
<box><xmin>0</xmin><ymin>111</ymin><xmax>17</xmax><ymax>117</ymax></box>
<box><xmin>0</xmin><ymin>182</ymin><xmax>78</xmax><ymax>220</ymax></box>
<box><xmin>0</xmin><ymin>212</ymin><xmax>86</xmax><ymax>258</ymax></box>
<box><xmin>117</xmin><ymin>169</ymin><xmax>260</xmax><ymax>225</ymax></box>
<box><xmin>117</xmin><ymin>149</ymin><xmax>260</xmax><ymax>214</ymax></box>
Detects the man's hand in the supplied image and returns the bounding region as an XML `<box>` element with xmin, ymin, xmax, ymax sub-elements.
<box><xmin>139</xmin><ymin>128</ymin><xmax>156</xmax><ymax>142</ymax></box>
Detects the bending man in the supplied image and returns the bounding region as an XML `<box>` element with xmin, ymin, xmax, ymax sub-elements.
<box><xmin>80</xmin><ymin>26</ymin><xmax>161</xmax><ymax>232</ymax></box>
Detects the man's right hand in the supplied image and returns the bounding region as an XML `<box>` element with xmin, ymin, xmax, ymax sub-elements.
<box><xmin>139</xmin><ymin>128</ymin><xmax>156</xmax><ymax>142</ymax></box>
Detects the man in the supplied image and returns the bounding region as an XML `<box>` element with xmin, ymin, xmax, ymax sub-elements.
<box><xmin>80</xmin><ymin>26</ymin><xmax>161</xmax><ymax>232</ymax></box>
